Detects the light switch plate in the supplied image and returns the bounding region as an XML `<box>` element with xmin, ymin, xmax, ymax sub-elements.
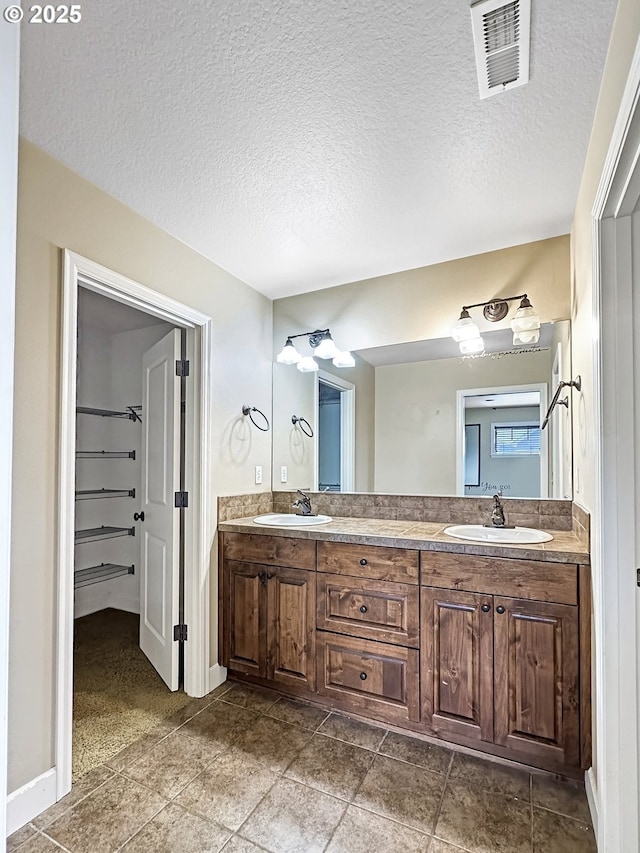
<box><xmin>280</xmin><ymin>465</ymin><xmax>288</xmax><ymax>483</ymax></box>
<box><xmin>255</xmin><ymin>465</ymin><xmax>263</xmax><ymax>485</ymax></box>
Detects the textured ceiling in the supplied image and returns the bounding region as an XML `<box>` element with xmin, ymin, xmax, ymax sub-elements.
<box><xmin>19</xmin><ymin>0</ymin><xmax>616</xmax><ymax>298</ymax></box>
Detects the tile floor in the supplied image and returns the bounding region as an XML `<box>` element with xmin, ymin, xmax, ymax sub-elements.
<box><xmin>8</xmin><ymin>682</ymin><xmax>596</xmax><ymax>853</ymax></box>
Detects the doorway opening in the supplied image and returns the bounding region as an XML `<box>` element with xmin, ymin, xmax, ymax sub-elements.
<box><xmin>57</xmin><ymin>252</ymin><xmax>214</xmax><ymax>800</ymax></box>
<box><xmin>456</xmin><ymin>383</ymin><xmax>549</xmax><ymax>498</ymax></box>
<box><xmin>315</xmin><ymin>370</ymin><xmax>355</xmax><ymax>492</ymax></box>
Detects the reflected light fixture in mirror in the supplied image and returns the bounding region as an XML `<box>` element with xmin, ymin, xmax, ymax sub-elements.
<box><xmin>451</xmin><ymin>294</ymin><xmax>540</xmax><ymax>354</ymax></box>
<box><xmin>276</xmin><ymin>328</ymin><xmax>355</xmax><ymax>369</ymax></box>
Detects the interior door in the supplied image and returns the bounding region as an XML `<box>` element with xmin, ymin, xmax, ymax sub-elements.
<box><xmin>139</xmin><ymin>329</ymin><xmax>181</xmax><ymax>689</ymax></box>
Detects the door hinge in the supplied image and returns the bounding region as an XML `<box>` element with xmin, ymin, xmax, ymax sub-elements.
<box><xmin>173</xmin><ymin>623</ymin><xmax>188</xmax><ymax>642</ymax></box>
<box><xmin>176</xmin><ymin>359</ymin><xmax>190</xmax><ymax>377</ymax></box>
<box><xmin>175</xmin><ymin>491</ymin><xmax>189</xmax><ymax>508</ymax></box>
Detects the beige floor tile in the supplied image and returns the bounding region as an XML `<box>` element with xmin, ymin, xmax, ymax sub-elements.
<box><xmin>123</xmin><ymin>731</ymin><xmax>226</xmax><ymax>798</ymax></box>
<box><xmin>232</xmin><ymin>714</ymin><xmax>313</xmax><ymax>773</ymax></box>
<box><xmin>7</xmin><ymin>822</ymin><xmax>37</xmax><ymax>852</ymax></box>
<box><xmin>121</xmin><ymin>802</ymin><xmax>231</xmax><ymax>852</ymax></box>
<box><xmin>222</xmin><ymin>837</ymin><xmax>270</xmax><ymax>853</ymax></box>
<box><xmin>104</xmin><ymin>723</ymin><xmax>175</xmax><ymax>773</ymax></box>
<box><xmin>428</xmin><ymin>840</ymin><xmax>467</xmax><ymax>852</ymax></box>
<box><xmin>175</xmin><ymin>751</ymin><xmax>278</xmax><ymax>832</ymax></box>
<box><xmin>45</xmin><ymin>774</ymin><xmax>167</xmax><ymax>853</ymax></box>
<box><xmin>326</xmin><ymin>805</ymin><xmax>431</xmax><ymax>853</ymax></box>
<box><xmin>318</xmin><ymin>713</ymin><xmax>387</xmax><ymax>751</ymax></box>
<box><xmin>11</xmin><ymin>834</ymin><xmax>63</xmax><ymax>853</ymax></box>
<box><xmin>264</xmin><ymin>696</ymin><xmax>330</xmax><ymax>730</ymax></box>
<box><xmin>163</xmin><ymin>695</ymin><xmax>217</xmax><ymax>728</ymax></box>
<box><xmin>379</xmin><ymin>731</ymin><xmax>454</xmax><ymax>774</ymax></box>
<box><xmin>533</xmin><ymin>808</ymin><xmax>597</xmax><ymax>852</ymax></box>
<box><xmin>33</xmin><ymin>765</ymin><xmax>114</xmax><ymax>828</ymax></box>
<box><xmin>239</xmin><ymin>777</ymin><xmax>347</xmax><ymax>853</ymax></box>
<box><xmin>449</xmin><ymin>751</ymin><xmax>531</xmax><ymax>800</ymax></box>
<box><xmin>179</xmin><ymin>701</ymin><xmax>259</xmax><ymax>750</ymax></box>
<box><xmin>354</xmin><ymin>754</ymin><xmax>444</xmax><ymax>834</ymax></box>
<box><xmin>435</xmin><ymin>779</ymin><xmax>532</xmax><ymax>853</ymax></box>
<box><xmin>532</xmin><ymin>775</ymin><xmax>592</xmax><ymax>823</ymax></box>
<box><xmin>221</xmin><ymin>683</ymin><xmax>280</xmax><ymax>713</ymax></box>
<box><xmin>285</xmin><ymin>734</ymin><xmax>374</xmax><ymax>801</ymax></box>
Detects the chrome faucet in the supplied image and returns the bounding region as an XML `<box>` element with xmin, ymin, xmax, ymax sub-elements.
<box><xmin>292</xmin><ymin>490</ymin><xmax>313</xmax><ymax>516</ymax></box>
<box><xmin>485</xmin><ymin>492</ymin><xmax>515</xmax><ymax>529</ymax></box>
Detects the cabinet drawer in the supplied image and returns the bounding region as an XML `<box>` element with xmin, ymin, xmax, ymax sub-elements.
<box><xmin>317</xmin><ymin>541</ymin><xmax>418</xmax><ymax>584</ymax></box>
<box><xmin>421</xmin><ymin>552</ymin><xmax>578</xmax><ymax>606</ymax></box>
<box><xmin>316</xmin><ymin>633</ymin><xmax>419</xmax><ymax>723</ymax></box>
<box><xmin>317</xmin><ymin>573</ymin><xmax>419</xmax><ymax>646</ymax></box>
<box><xmin>223</xmin><ymin>532</ymin><xmax>316</xmax><ymax>570</ymax></box>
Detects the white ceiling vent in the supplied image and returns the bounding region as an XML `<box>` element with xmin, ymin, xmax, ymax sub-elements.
<box><xmin>471</xmin><ymin>0</ymin><xmax>531</xmax><ymax>99</ymax></box>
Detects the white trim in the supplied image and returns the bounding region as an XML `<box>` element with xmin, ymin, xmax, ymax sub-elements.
<box><xmin>585</xmin><ymin>767</ymin><xmax>599</xmax><ymax>841</ymax></box>
<box><xmin>314</xmin><ymin>370</ymin><xmax>356</xmax><ymax>492</ymax></box>
<box><xmin>589</xmin><ymin>31</ymin><xmax>640</xmax><ymax>852</ymax></box>
<box><xmin>455</xmin><ymin>383</ymin><xmax>549</xmax><ymax>497</ymax></box>
<box><xmin>0</xmin><ymin>18</ymin><xmax>20</xmax><ymax>846</ymax></box>
<box><xmin>73</xmin><ymin>593</ymin><xmax>140</xmax><ymax>621</ymax></box>
<box><xmin>7</xmin><ymin>769</ymin><xmax>57</xmax><ymax>836</ymax></box>
<box><xmin>57</xmin><ymin>251</ymin><xmax>214</xmax><ymax>801</ymax></box>
<box><xmin>209</xmin><ymin>663</ymin><xmax>228</xmax><ymax>693</ymax></box>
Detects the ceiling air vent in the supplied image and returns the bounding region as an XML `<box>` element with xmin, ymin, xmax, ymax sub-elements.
<box><xmin>471</xmin><ymin>0</ymin><xmax>531</xmax><ymax>99</ymax></box>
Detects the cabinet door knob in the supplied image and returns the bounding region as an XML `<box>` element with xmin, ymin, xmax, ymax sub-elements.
<box><xmin>359</xmin><ymin>605</ymin><xmax>368</xmax><ymax>613</ymax></box>
<box><xmin>481</xmin><ymin>603</ymin><xmax>491</xmax><ymax>612</ymax></box>
<box><xmin>133</xmin><ymin>511</ymin><xmax>145</xmax><ymax>522</ymax></box>
<box><xmin>359</xmin><ymin>558</ymin><xmax>367</xmax><ymax>566</ymax></box>
<box><xmin>359</xmin><ymin>672</ymin><xmax>367</xmax><ymax>680</ymax></box>
<box><xmin>496</xmin><ymin>605</ymin><xmax>506</xmax><ymax>614</ymax></box>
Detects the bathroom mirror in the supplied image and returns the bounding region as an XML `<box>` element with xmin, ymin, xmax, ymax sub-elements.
<box><xmin>272</xmin><ymin>320</ymin><xmax>572</xmax><ymax>499</ymax></box>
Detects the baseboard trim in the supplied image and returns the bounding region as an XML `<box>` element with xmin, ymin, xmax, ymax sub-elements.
<box><xmin>6</xmin><ymin>768</ymin><xmax>57</xmax><ymax>835</ymax></box>
<box><xmin>74</xmin><ymin>595</ymin><xmax>140</xmax><ymax>620</ymax></box>
<box><xmin>585</xmin><ymin>766</ymin><xmax>599</xmax><ymax>841</ymax></box>
<box><xmin>209</xmin><ymin>663</ymin><xmax>227</xmax><ymax>694</ymax></box>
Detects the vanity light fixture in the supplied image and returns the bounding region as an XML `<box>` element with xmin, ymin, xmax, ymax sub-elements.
<box><xmin>276</xmin><ymin>328</ymin><xmax>355</xmax><ymax>369</ymax></box>
<box><xmin>451</xmin><ymin>294</ymin><xmax>540</xmax><ymax>354</ymax></box>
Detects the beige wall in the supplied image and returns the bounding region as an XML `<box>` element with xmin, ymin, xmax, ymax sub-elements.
<box><xmin>569</xmin><ymin>0</ymin><xmax>640</xmax><ymax>799</ymax></box>
<box><xmin>272</xmin><ymin>353</ymin><xmax>374</xmax><ymax>492</ymax></box>
<box><xmin>9</xmin><ymin>141</ymin><xmax>273</xmax><ymax>792</ymax></box>
<box><xmin>375</xmin><ymin>350</ymin><xmax>551</xmax><ymax>495</ymax></box>
<box><xmin>273</xmin><ymin>236</ymin><xmax>571</xmax><ymax>353</ymax></box>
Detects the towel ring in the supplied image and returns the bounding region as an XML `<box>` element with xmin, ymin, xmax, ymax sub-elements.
<box><xmin>291</xmin><ymin>415</ymin><xmax>314</xmax><ymax>438</ymax></box>
<box><xmin>242</xmin><ymin>405</ymin><xmax>270</xmax><ymax>432</ymax></box>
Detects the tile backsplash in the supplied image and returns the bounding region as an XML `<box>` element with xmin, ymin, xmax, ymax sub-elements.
<box><xmin>218</xmin><ymin>492</ymin><xmax>273</xmax><ymax>522</ymax></box>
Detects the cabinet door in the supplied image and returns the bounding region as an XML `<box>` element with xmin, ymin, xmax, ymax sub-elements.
<box><xmin>421</xmin><ymin>587</ymin><xmax>493</xmax><ymax>743</ymax></box>
<box><xmin>267</xmin><ymin>566</ymin><xmax>316</xmax><ymax>691</ymax></box>
<box><xmin>494</xmin><ymin>597</ymin><xmax>580</xmax><ymax>767</ymax></box>
<box><xmin>224</xmin><ymin>560</ymin><xmax>267</xmax><ymax>678</ymax></box>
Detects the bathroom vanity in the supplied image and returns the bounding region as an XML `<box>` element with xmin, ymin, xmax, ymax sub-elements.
<box><xmin>218</xmin><ymin>513</ymin><xmax>590</xmax><ymax>778</ymax></box>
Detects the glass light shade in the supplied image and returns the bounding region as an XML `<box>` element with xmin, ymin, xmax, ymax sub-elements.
<box><xmin>513</xmin><ymin>328</ymin><xmax>541</xmax><ymax>346</ymax></box>
<box><xmin>452</xmin><ymin>314</ymin><xmax>481</xmax><ymax>343</ymax></box>
<box><xmin>510</xmin><ymin>304</ymin><xmax>540</xmax><ymax>334</ymax></box>
<box><xmin>276</xmin><ymin>338</ymin><xmax>301</xmax><ymax>364</ymax></box>
<box><xmin>314</xmin><ymin>332</ymin><xmax>340</xmax><ymax>359</ymax></box>
<box><xmin>459</xmin><ymin>335</ymin><xmax>485</xmax><ymax>355</ymax></box>
<box><xmin>332</xmin><ymin>351</ymin><xmax>355</xmax><ymax>368</ymax></box>
<box><xmin>297</xmin><ymin>356</ymin><xmax>318</xmax><ymax>372</ymax></box>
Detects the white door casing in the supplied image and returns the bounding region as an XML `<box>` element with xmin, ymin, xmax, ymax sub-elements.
<box><xmin>314</xmin><ymin>370</ymin><xmax>355</xmax><ymax>492</ymax></box>
<box><xmin>139</xmin><ymin>329</ymin><xmax>181</xmax><ymax>690</ymax></box>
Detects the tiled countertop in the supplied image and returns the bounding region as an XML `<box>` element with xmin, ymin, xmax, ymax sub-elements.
<box><xmin>218</xmin><ymin>516</ymin><xmax>590</xmax><ymax>565</ymax></box>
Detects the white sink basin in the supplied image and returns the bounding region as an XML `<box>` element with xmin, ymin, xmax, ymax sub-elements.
<box><xmin>253</xmin><ymin>513</ymin><xmax>333</xmax><ymax>527</ymax></box>
<box><xmin>444</xmin><ymin>524</ymin><xmax>553</xmax><ymax>544</ymax></box>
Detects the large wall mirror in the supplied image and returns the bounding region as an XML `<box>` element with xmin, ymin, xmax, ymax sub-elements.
<box><xmin>272</xmin><ymin>320</ymin><xmax>572</xmax><ymax>499</ymax></box>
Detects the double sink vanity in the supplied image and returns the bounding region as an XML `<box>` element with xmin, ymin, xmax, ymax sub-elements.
<box><xmin>218</xmin><ymin>494</ymin><xmax>591</xmax><ymax>780</ymax></box>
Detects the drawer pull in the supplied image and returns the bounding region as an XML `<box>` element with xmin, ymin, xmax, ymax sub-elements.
<box><xmin>359</xmin><ymin>605</ymin><xmax>368</xmax><ymax>613</ymax></box>
<box><xmin>481</xmin><ymin>603</ymin><xmax>491</xmax><ymax>613</ymax></box>
<box><xmin>359</xmin><ymin>672</ymin><xmax>367</xmax><ymax>680</ymax></box>
<box><xmin>496</xmin><ymin>605</ymin><xmax>506</xmax><ymax>615</ymax></box>
<box><xmin>359</xmin><ymin>558</ymin><xmax>368</xmax><ymax>566</ymax></box>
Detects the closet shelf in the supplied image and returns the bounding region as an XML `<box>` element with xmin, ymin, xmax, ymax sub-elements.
<box><xmin>76</xmin><ymin>406</ymin><xmax>142</xmax><ymax>422</ymax></box>
<box><xmin>74</xmin><ymin>563</ymin><xmax>135</xmax><ymax>589</ymax></box>
<box><xmin>74</xmin><ymin>526</ymin><xmax>135</xmax><ymax>544</ymax></box>
<box><xmin>75</xmin><ymin>489</ymin><xmax>136</xmax><ymax>501</ymax></box>
<box><xmin>76</xmin><ymin>450</ymin><xmax>136</xmax><ymax>460</ymax></box>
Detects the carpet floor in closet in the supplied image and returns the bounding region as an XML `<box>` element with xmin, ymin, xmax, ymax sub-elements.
<box><xmin>73</xmin><ymin>608</ymin><xmax>191</xmax><ymax>780</ymax></box>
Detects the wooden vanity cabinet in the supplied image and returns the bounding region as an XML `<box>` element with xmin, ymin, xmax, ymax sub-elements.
<box><xmin>421</xmin><ymin>552</ymin><xmax>583</xmax><ymax>770</ymax></box>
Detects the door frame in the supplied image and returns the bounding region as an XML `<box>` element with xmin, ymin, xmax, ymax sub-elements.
<box><xmin>57</xmin><ymin>250</ymin><xmax>214</xmax><ymax>798</ymax></box>
<box><xmin>550</xmin><ymin>343</ymin><xmax>565</xmax><ymax>499</ymax></box>
<box><xmin>589</xmin><ymin>34</ymin><xmax>640</xmax><ymax>850</ymax></box>
<box><xmin>455</xmin><ymin>383</ymin><xmax>549</xmax><ymax>497</ymax></box>
<box><xmin>314</xmin><ymin>370</ymin><xmax>355</xmax><ymax>492</ymax></box>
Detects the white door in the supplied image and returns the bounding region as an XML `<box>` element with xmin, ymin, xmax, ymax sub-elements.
<box><xmin>139</xmin><ymin>329</ymin><xmax>181</xmax><ymax>690</ymax></box>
